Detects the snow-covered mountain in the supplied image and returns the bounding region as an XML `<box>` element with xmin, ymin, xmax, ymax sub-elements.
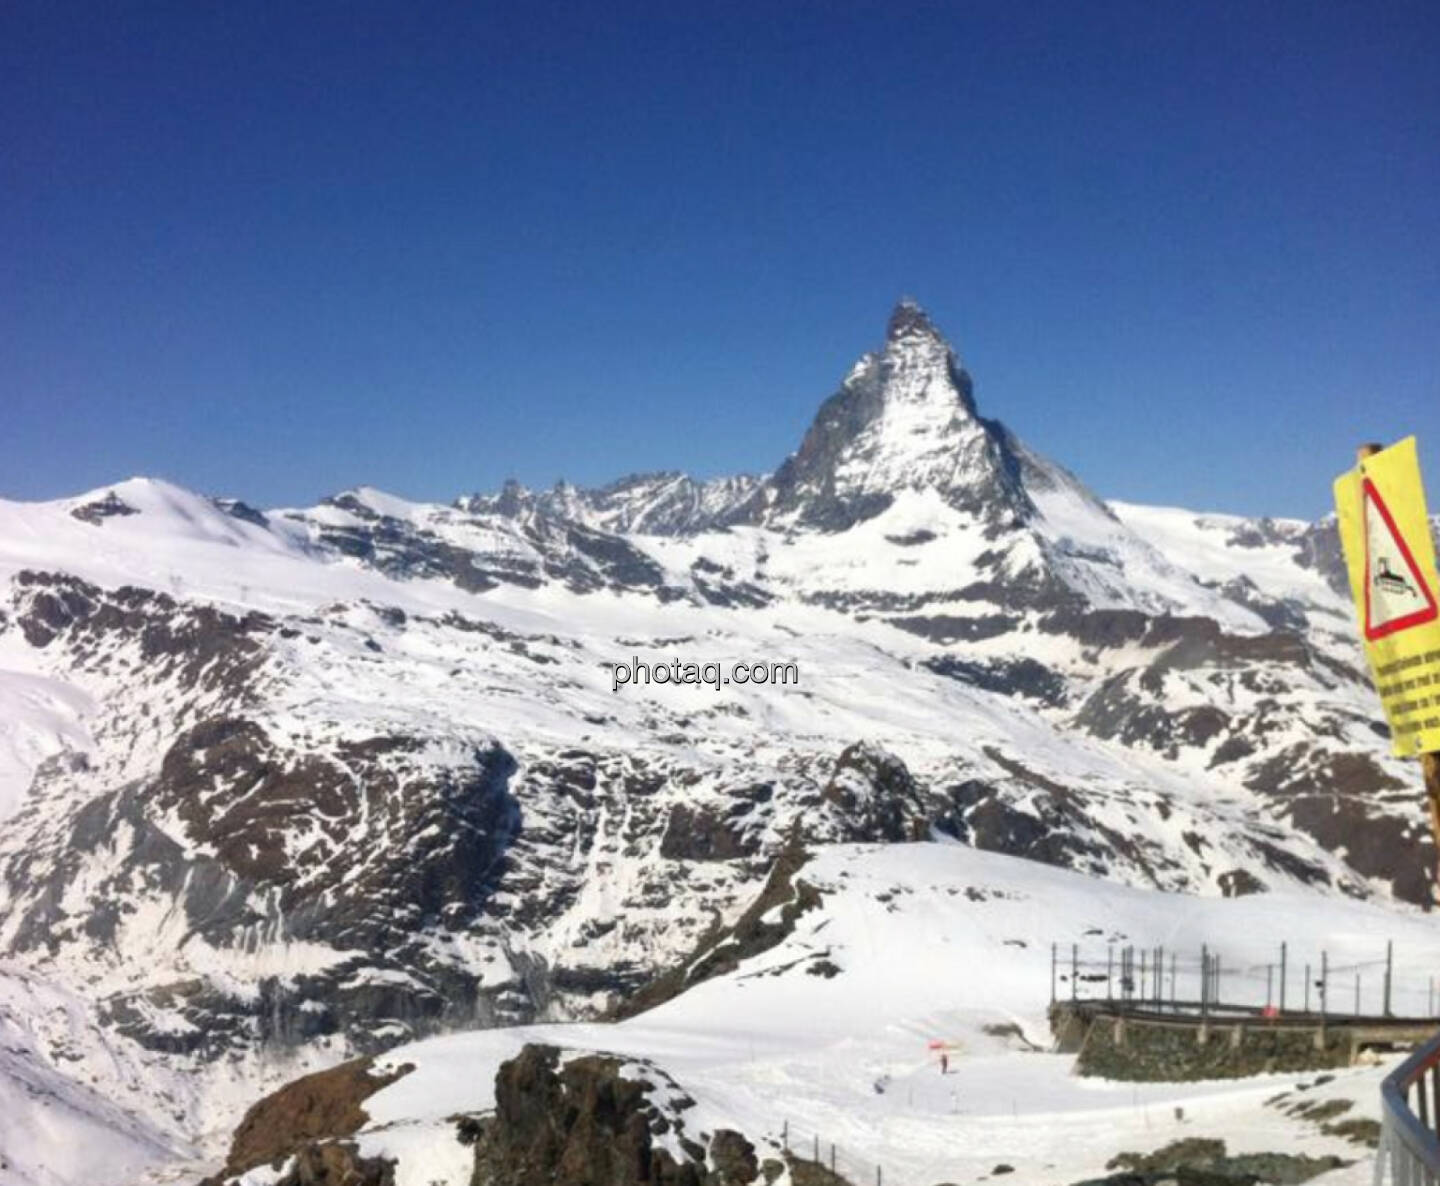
<box><xmin>0</xmin><ymin>302</ymin><xmax>1430</xmax><ymax>1183</ymax></box>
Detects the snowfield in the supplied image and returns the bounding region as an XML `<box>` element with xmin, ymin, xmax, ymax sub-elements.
<box><xmin>346</xmin><ymin>842</ymin><xmax>1436</xmax><ymax>1186</ymax></box>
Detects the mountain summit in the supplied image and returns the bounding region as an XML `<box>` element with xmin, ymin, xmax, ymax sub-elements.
<box><xmin>750</xmin><ymin>300</ymin><xmax>1029</xmax><ymax>531</ymax></box>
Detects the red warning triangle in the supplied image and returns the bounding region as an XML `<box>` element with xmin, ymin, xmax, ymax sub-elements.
<box><xmin>1362</xmin><ymin>477</ymin><xmax>1439</xmax><ymax>641</ymax></box>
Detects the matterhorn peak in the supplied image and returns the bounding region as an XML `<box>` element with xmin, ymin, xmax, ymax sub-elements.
<box><xmin>885</xmin><ymin>297</ymin><xmax>943</xmax><ymax>344</ymax></box>
<box><xmin>740</xmin><ymin>301</ymin><xmax>1033</xmax><ymax>532</ymax></box>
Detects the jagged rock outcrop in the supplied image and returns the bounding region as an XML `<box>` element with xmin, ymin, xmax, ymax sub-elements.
<box><xmin>206</xmin><ymin>1057</ymin><xmax>411</xmax><ymax>1183</ymax></box>
<box><xmin>466</xmin><ymin>1044</ymin><xmax>754</xmax><ymax>1186</ymax></box>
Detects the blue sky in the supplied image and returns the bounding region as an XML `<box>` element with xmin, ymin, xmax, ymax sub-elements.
<box><xmin>3</xmin><ymin>2</ymin><xmax>1437</xmax><ymax>518</ymax></box>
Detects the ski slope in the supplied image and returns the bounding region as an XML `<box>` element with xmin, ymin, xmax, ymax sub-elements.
<box><xmin>330</xmin><ymin>842</ymin><xmax>1436</xmax><ymax>1186</ymax></box>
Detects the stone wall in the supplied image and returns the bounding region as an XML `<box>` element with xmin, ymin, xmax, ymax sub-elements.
<box><xmin>1074</xmin><ymin>1014</ymin><xmax>1352</xmax><ymax>1081</ymax></box>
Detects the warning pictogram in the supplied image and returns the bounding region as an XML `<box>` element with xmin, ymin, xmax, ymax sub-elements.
<box><xmin>1334</xmin><ymin>436</ymin><xmax>1440</xmax><ymax>757</ymax></box>
<box><xmin>1363</xmin><ymin>477</ymin><xmax>1439</xmax><ymax>640</ymax></box>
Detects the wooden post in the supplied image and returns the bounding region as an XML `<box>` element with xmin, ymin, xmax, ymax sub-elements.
<box><xmin>1384</xmin><ymin>940</ymin><xmax>1393</xmax><ymax>1017</ymax></box>
<box><xmin>1320</xmin><ymin>951</ymin><xmax>1329</xmax><ymax>1030</ymax></box>
<box><xmin>1279</xmin><ymin>942</ymin><xmax>1287</xmax><ymax>1014</ymax></box>
<box><xmin>1106</xmin><ymin>945</ymin><xmax>1113</xmax><ymax>1001</ymax></box>
<box><xmin>1071</xmin><ymin>944</ymin><xmax>1078</xmax><ymax>1002</ymax></box>
<box><xmin>1051</xmin><ymin>943</ymin><xmax>1057</xmax><ymax>1004</ymax></box>
<box><xmin>1358</xmin><ymin>445</ymin><xmax>1440</xmax><ymax>906</ymax></box>
<box><xmin>1426</xmin><ymin>752</ymin><xmax>1440</xmax><ymax>905</ymax></box>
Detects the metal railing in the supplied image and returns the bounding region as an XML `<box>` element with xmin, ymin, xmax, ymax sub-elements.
<box><xmin>1378</xmin><ymin>1028</ymin><xmax>1440</xmax><ymax>1184</ymax></box>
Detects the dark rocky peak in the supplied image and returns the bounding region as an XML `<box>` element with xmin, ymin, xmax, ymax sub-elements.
<box><xmin>69</xmin><ymin>490</ymin><xmax>139</xmax><ymax>525</ymax></box>
<box><xmin>742</xmin><ymin>301</ymin><xmax>1030</xmax><ymax>532</ymax></box>
<box><xmin>887</xmin><ymin>296</ymin><xmax>943</xmax><ymax>343</ymax></box>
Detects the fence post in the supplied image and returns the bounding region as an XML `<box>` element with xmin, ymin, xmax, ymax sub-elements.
<box><xmin>1156</xmin><ymin>946</ymin><xmax>1164</xmax><ymax>1006</ymax></box>
<box><xmin>1279</xmin><ymin>942</ymin><xmax>1287</xmax><ymax>1014</ymax></box>
<box><xmin>1051</xmin><ymin>943</ymin><xmax>1057</xmax><ymax>1005</ymax></box>
<box><xmin>1320</xmin><ymin>951</ymin><xmax>1328</xmax><ymax>1032</ymax></box>
<box><xmin>1214</xmin><ymin>954</ymin><xmax>1222</xmax><ymax>1009</ymax></box>
<box><xmin>1106</xmin><ymin>945</ymin><xmax>1113</xmax><ymax>1001</ymax></box>
<box><xmin>782</xmin><ymin>1121</ymin><xmax>788</xmax><ymax>1153</ymax></box>
<box><xmin>1266</xmin><ymin>964</ymin><xmax>1273</xmax><ymax>1009</ymax></box>
<box><xmin>1354</xmin><ymin>972</ymin><xmax>1360</xmax><ymax>1017</ymax></box>
<box><xmin>1304</xmin><ymin>963</ymin><xmax>1311</xmax><ymax>1014</ymax></box>
<box><xmin>814</xmin><ymin>1135</ymin><xmax>819</xmax><ymax>1163</ymax></box>
<box><xmin>830</xmin><ymin>1145</ymin><xmax>836</xmax><ymax>1175</ymax></box>
<box><xmin>1071</xmin><ymin>944</ymin><xmax>1078</xmax><ymax>1002</ymax></box>
<box><xmin>1170</xmin><ymin>951</ymin><xmax>1177</xmax><ymax>1007</ymax></box>
<box><xmin>1140</xmin><ymin>949</ymin><xmax>1148</xmax><ymax>1004</ymax></box>
<box><xmin>1384</xmin><ymin>940</ymin><xmax>1394</xmax><ymax>1017</ymax></box>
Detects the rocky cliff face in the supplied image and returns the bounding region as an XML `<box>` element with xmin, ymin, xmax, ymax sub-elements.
<box><xmin>465</xmin><ymin>1044</ymin><xmax>755</xmax><ymax>1186</ymax></box>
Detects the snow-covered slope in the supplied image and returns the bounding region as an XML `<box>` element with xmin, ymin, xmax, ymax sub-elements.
<box><xmin>0</xmin><ymin>302</ymin><xmax>1429</xmax><ymax>1182</ymax></box>
<box><xmin>341</xmin><ymin>841</ymin><xmax>1433</xmax><ymax>1186</ymax></box>
<box><xmin>0</xmin><ymin>964</ymin><xmax>193</xmax><ymax>1186</ymax></box>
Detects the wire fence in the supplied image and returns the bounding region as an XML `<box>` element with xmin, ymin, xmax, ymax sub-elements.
<box><xmin>1050</xmin><ymin>939</ymin><xmax>1440</xmax><ymax>1020</ymax></box>
<box><xmin>764</xmin><ymin>1118</ymin><xmax>888</xmax><ymax>1186</ymax></box>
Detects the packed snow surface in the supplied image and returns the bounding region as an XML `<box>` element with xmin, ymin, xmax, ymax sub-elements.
<box><xmin>360</xmin><ymin>843</ymin><xmax>1432</xmax><ymax>1186</ymax></box>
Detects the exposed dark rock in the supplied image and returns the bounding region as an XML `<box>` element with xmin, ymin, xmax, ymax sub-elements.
<box><xmin>1217</xmin><ymin>869</ymin><xmax>1266</xmax><ymax>897</ymax></box>
<box><xmin>709</xmin><ymin>1130</ymin><xmax>760</xmax><ymax>1186</ymax></box>
<box><xmin>467</xmin><ymin>1044</ymin><xmax>706</xmax><ymax>1186</ymax></box>
<box><xmin>215</xmin><ymin>1056</ymin><xmax>411</xmax><ymax>1179</ymax></box>
<box><xmin>660</xmin><ymin>805</ymin><xmax>761</xmax><ymax>862</ymax></box>
<box><xmin>924</xmin><ymin>654</ymin><xmax>1066</xmax><ymax>705</ymax></box>
<box><xmin>214</xmin><ymin>498</ymin><xmax>271</xmax><ymax>528</ymax></box>
<box><xmin>884</xmin><ymin>529</ymin><xmax>936</xmax><ymax>546</ymax></box>
<box><xmin>1096</xmin><ymin>1135</ymin><xmax>1348</xmax><ymax>1185</ymax></box>
<box><xmin>820</xmin><ymin>744</ymin><xmax>930</xmax><ymax>843</ymax></box>
<box><xmin>616</xmin><ymin>836</ymin><xmax>820</xmax><ymax>1020</ymax></box>
<box><xmin>70</xmin><ymin>491</ymin><xmax>139</xmax><ymax>524</ymax></box>
<box><xmin>1245</xmin><ymin>746</ymin><xmax>1430</xmax><ymax>904</ymax></box>
<box><xmin>891</xmin><ymin>615</ymin><xmax>1019</xmax><ymax>644</ymax></box>
<box><xmin>269</xmin><ymin>1143</ymin><xmax>397</xmax><ymax>1186</ymax></box>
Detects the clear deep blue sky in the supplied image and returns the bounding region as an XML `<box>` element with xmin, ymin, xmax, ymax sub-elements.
<box><xmin>3</xmin><ymin>2</ymin><xmax>1437</xmax><ymax>518</ymax></box>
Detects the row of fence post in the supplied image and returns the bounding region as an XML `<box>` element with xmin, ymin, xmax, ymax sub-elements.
<box><xmin>1051</xmin><ymin>940</ymin><xmax>1401</xmax><ymax>1018</ymax></box>
<box><xmin>780</xmin><ymin>1120</ymin><xmax>882</xmax><ymax>1185</ymax></box>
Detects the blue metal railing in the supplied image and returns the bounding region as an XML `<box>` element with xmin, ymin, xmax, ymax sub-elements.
<box><xmin>1378</xmin><ymin>1029</ymin><xmax>1440</xmax><ymax>1184</ymax></box>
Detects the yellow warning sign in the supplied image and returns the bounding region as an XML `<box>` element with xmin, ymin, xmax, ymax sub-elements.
<box><xmin>1334</xmin><ymin>436</ymin><xmax>1440</xmax><ymax>757</ymax></box>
